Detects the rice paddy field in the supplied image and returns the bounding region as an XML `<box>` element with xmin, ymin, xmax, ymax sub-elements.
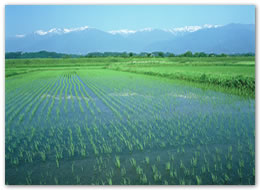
<box><xmin>5</xmin><ymin>57</ymin><xmax>255</xmax><ymax>185</ymax></box>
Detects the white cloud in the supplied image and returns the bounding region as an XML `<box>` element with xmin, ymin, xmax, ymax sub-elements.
<box><xmin>15</xmin><ymin>34</ymin><xmax>26</xmax><ymax>38</ymax></box>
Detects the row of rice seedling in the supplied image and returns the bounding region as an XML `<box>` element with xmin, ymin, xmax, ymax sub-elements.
<box><xmin>25</xmin><ymin>75</ymin><xmax>65</xmax><ymax>122</ymax></box>
<box><xmin>6</xmin><ymin>73</ymin><xmax>66</xmax><ymax>168</ymax></box>
<box><xmin>72</xmin><ymin>76</ymin><xmax>94</xmax><ymax>116</ymax></box>
<box><xmin>6</xmin><ymin>78</ymin><xmax>55</xmax><ymax>125</ymax></box>
<box><xmin>5</xmin><ymin>76</ymin><xmax>49</xmax><ymax>114</ymax></box>
<box><xmin>5</xmin><ymin>79</ymin><xmax>45</xmax><ymax>112</ymax></box>
<box><xmin>81</xmin><ymin>75</ymin><xmax>135</xmax><ymax>114</ymax></box>
<box><xmin>73</xmin><ymin>74</ymin><xmax>102</xmax><ymax>114</ymax></box>
<box><xmin>85</xmin><ymin>70</ymin><xmax>173</xmax><ymax>117</ymax></box>
<box><xmin>38</xmin><ymin>75</ymin><xmax>65</xmax><ymax>119</ymax></box>
<box><xmin>77</xmin><ymin>71</ymin><xmax>158</xmax><ymax>120</ymax></box>
<box><xmin>47</xmin><ymin>74</ymin><xmax>65</xmax><ymax>118</ymax></box>
<box><xmin>68</xmin><ymin>73</ymin><xmax>75</xmax><ymax>112</ymax></box>
<box><xmin>79</xmin><ymin>77</ymin><xmax>123</xmax><ymax>119</ymax></box>
<box><xmin>70</xmin><ymin>74</ymin><xmax>84</xmax><ymax>113</ymax></box>
<box><xmin>5</xmin><ymin>71</ymin><xmax>45</xmax><ymax>97</ymax></box>
<box><xmin>29</xmin><ymin>75</ymin><xmax>61</xmax><ymax>122</ymax></box>
<box><xmin>83</xmin><ymin>83</ymin><xmax>130</xmax><ymax>120</ymax></box>
<box><xmin>56</xmin><ymin>73</ymin><xmax>67</xmax><ymax>119</ymax></box>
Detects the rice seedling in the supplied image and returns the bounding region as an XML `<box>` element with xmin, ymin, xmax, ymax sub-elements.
<box><xmin>237</xmin><ymin>169</ymin><xmax>243</xmax><ymax>179</ymax></box>
<box><xmin>54</xmin><ymin>177</ymin><xmax>59</xmax><ymax>185</ymax></box>
<box><xmin>201</xmin><ymin>165</ymin><xmax>206</xmax><ymax>174</ymax></box>
<box><xmin>224</xmin><ymin>174</ymin><xmax>230</xmax><ymax>183</ymax></box>
<box><xmin>196</xmin><ymin>176</ymin><xmax>202</xmax><ymax>185</ymax></box>
<box><xmin>179</xmin><ymin>178</ymin><xmax>185</xmax><ymax>185</ymax></box>
<box><xmin>136</xmin><ymin>166</ymin><xmax>143</xmax><ymax>175</ymax></box>
<box><xmin>56</xmin><ymin>158</ymin><xmax>59</xmax><ymax>168</ymax></box>
<box><xmin>26</xmin><ymin>177</ymin><xmax>32</xmax><ymax>185</ymax></box>
<box><xmin>170</xmin><ymin>171</ymin><xmax>174</xmax><ymax>178</ymax></box>
<box><xmin>72</xmin><ymin>162</ymin><xmax>75</xmax><ymax>173</ymax></box>
<box><xmin>170</xmin><ymin>155</ymin><xmax>175</xmax><ymax>162</ymax></box>
<box><xmin>145</xmin><ymin>156</ymin><xmax>150</xmax><ymax>165</ymax></box>
<box><xmin>115</xmin><ymin>156</ymin><xmax>121</xmax><ymax>169</ymax></box>
<box><xmin>239</xmin><ymin>159</ymin><xmax>244</xmax><ymax>168</ymax></box>
<box><xmin>156</xmin><ymin>155</ymin><xmax>160</xmax><ymax>162</ymax></box>
<box><xmin>39</xmin><ymin>151</ymin><xmax>46</xmax><ymax>161</ymax></box>
<box><xmin>166</xmin><ymin>162</ymin><xmax>171</xmax><ymax>171</ymax></box>
<box><xmin>152</xmin><ymin>165</ymin><xmax>157</xmax><ymax>173</ymax></box>
<box><xmin>76</xmin><ymin>175</ymin><xmax>80</xmax><ymax>184</ymax></box>
<box><xmin>226</xmin><ymin>162</ymin><xmax>232</xmax><ymax>170</ymax></box>
<box><xmin>108</xmin><ymin>178</ymin><xmax>113</xmax><ymax>185</ymax></box>
<box><xmin>153</xmin><ymin>171</ymin><xmax>161</xmax><ymax>182</ymax></box>
<box><xmin>211</xmin><ymin>173</ymin><xmax>218</xmax><ymax>184</ymax></box>
<box><xmin>130</xmin><ymin>158</ymin><xmax>136</xmax><ymax>168</ymax></box>
<box><xmin>191</xmin><ymin>157</ymin><xmax>197</xmax><ymax>167</ymax></box>
<box><xmin>180</xmin><ymin>160</ymin><xmax>185</xmax><ymax>170</ymax></box>
<box><xmin>121</xmin><ymin>167</ymin><xmax>126</xmax><ymax>176</ymax></box>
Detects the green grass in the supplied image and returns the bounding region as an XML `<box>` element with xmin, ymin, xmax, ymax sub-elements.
<box><xmin>119</xmin><ymin>68</ymin><xmax>254</xmax><ymax>96</ymax></box>
<box><xmin>109</xmin><ymin>56</ymin><xmax>255</xmax><ymax>96</ymax></box>
<box><xmin>6</xmin><ymin>57</ymin><xmax>255</xmax><ymax>96</ymax></box>
<box><xmin>125</xmin><ymin>65</ymin><xmax>254</xmax><ymax>77</ymax></box>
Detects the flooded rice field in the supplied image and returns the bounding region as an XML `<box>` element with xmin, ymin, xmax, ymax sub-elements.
<box><xmin>5</xmin><ymin>69</ymin><xmax>255</xmax><ymax>185</ymax></box>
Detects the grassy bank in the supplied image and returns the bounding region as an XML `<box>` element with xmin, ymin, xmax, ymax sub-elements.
<box><xmin>110</xmin><ymin>66</ymin><xmax>254</xmax><ymax>97</ymax></box>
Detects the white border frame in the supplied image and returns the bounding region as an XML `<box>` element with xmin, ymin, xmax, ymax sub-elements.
<box><xmin>1</xmin><ymin>1</ymin><xmax>258</xmax><ymax>190</ymax></box>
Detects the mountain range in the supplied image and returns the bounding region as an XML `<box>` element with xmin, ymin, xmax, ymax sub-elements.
<box><xmin>5</xmin><ymin>23</ymin><xmax>255</xmax><ymax>54</ymax></box>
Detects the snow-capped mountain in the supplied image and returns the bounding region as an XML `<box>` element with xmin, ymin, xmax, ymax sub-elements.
<box><xmin>146</xmin><ymin>23</ymin><xmax>255</xmax><ymax>54</ymax></box>
<box><xmin>5</xmin><ymin>24</ymin><xmax>255</xmax><ymax>54</ymax></box>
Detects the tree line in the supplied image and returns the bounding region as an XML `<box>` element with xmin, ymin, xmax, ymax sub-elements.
<box><xmin>5</xmin><ymin>50</ymin><xmax>255</xmax><ymax>59</ymax></box>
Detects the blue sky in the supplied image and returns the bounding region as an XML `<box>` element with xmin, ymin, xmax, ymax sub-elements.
<box><xmin>5</xmin><ymin>5</ymin><xmax>255</xmax><ymax>37</ymax></box>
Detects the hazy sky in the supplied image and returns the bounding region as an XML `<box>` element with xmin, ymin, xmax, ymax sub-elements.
<box><xmin>5</xmin><ymin>5</ymin><xmax>255</xmax><ymax>37</ymax></box>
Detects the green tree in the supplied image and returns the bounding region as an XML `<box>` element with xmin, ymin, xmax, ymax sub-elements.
<box><xmin>183</xmin><ymin>51</ymin><xmax>193</xmax><ymax>57</ymax></box>
<box><xmin>220</xmin><ymin>53</ymin><xmax>227</xmax><ymax>57</ymax></box>
<box><xmin>158</xmin><ymin>52</ymin><xmax>164</xmax><ymax>57</ymax></box>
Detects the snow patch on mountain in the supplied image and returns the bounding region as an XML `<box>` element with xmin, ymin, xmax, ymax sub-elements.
<box><xmin>108</xmin><ymin>29</ymin><xmax>137</xmax><ymax>35</ymax></box>
<box><xmin>108</xmin><ymin>25</ymin><xmax>222</xmax><ymax>36</ymax></box>
<box><xmin>34</xmin><ymin>26</ymin><xmax>90</xmax><ymax>36</ymax></box>
<box><xmin>15</xmin><ymin>34</ymin><xmax>26</xmax><ymax>38</ymax></box>
<box><xmin>164</xmin><ymin>24</ymin><xmax>222</xmax><ymax>34</ymax></box>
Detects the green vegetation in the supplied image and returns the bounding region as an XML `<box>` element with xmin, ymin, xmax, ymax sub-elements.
<box><xmin>6</xmin><ymin>50</ymin><xmax>254</xmax><ymax>59</ymax></box>
<box><xmin>6</xmin><ymin>56</ymin><xmax>255</xmax><ymax>96</ymax></box>
<box><xmin>5</xmin><ymin>56</ymin><xmax>255</xmax><ymax>185</ymax></box>
<box><xmin>109</xmin><ymin>58</ymin><xmax>254</xmax><ymax>97</ymax></box>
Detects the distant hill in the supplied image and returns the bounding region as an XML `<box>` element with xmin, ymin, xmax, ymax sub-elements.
<box><xmin>5</xmin><ymin>24</ymin><xmax>255</xmax><ymax>54</ymax></box>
